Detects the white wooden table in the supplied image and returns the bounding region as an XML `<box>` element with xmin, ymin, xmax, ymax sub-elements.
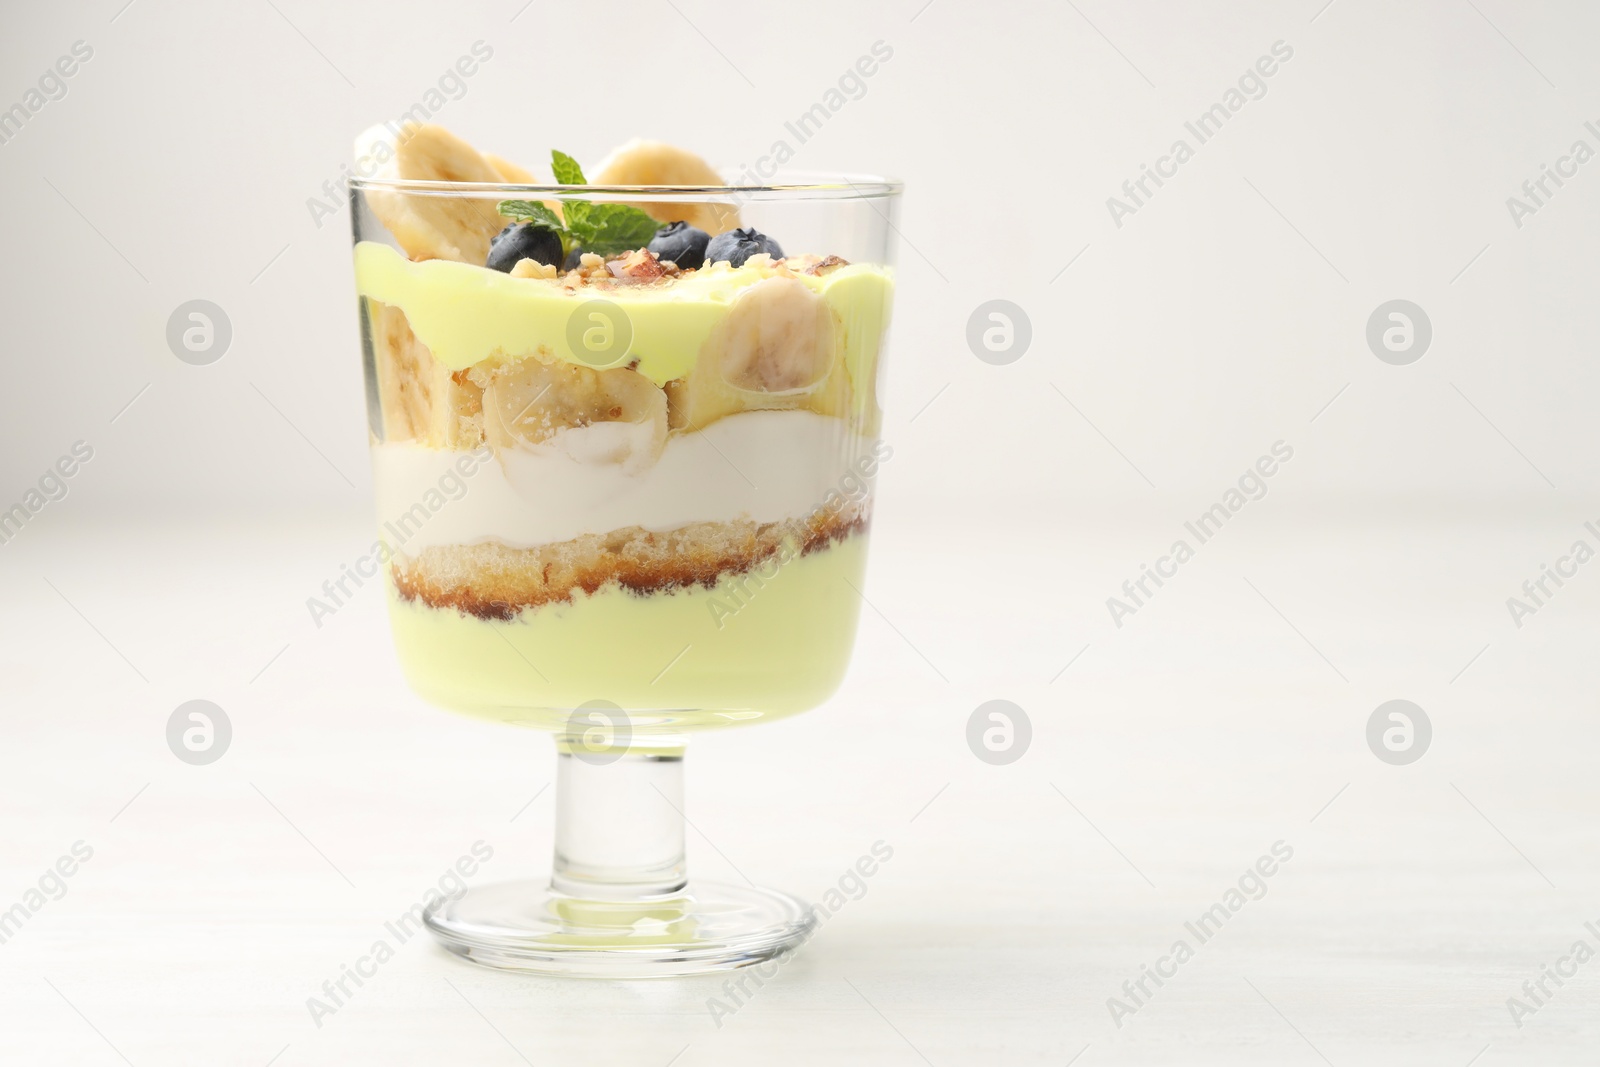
<box><xmin>2</xmin><ymin>506</ymin><xmax>1596</xmax><ymax>1065</ymax></box>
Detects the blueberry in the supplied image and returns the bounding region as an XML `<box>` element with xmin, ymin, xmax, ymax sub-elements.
<box><xmin>704</xmin><ymin>227</ymin><xmax>784</xmax><ymax>268</ymax></box>
<box><xmin>646</xmin><ymin>221</ymin><xmax>711</xmax><ymax>270</ymax></box>
<box><xmin>487</xmin><ymin>223</ymin><xmax>563</xmax><ymax>272</ymax></box>
<box><xmin>562</xmin><ymin>246</ymin><xmax>586</xmax><ymax>271</ymax></box>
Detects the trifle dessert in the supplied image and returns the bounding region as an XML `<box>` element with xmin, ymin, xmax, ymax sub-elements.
<box><xmin>348</xmin><ymin>124</ymin><xmax>900</xmax><ymax>976</ymax></box>
<box><xmin>352</xmin><ymin>125</ymin><xmax>894</xmax><ymax>730</ymax></box>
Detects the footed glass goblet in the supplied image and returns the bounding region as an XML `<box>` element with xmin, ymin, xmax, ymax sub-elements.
<box><xmin>349</xmin><ymin>163</ymin><xmax>899</xmax><ymax>976</ymax></box>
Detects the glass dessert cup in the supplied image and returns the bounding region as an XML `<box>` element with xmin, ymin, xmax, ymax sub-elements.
<box><xmin>348</xmin><ymin>149</ymin><xmax>900</xmax><ymax>977</ymax></box>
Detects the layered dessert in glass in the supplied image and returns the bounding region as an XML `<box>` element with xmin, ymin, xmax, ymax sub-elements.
<box><xmin>348</xmin><ymin>124</ymin><xmax>900</xmax><ymax>974</ymax></box>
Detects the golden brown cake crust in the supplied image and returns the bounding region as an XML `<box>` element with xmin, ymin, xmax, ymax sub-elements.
<box><xmin>391</xmin><ymin>509</ymin><xmax>867</xmax><ymax>620</ymax></box>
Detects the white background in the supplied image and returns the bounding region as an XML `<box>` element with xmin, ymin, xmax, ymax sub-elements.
<box><xmin>3</xmin><ymin>1</ymin><xmax>1600</xmax><ymax>1064</ymax></box>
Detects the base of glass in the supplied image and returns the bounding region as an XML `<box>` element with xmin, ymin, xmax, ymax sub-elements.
<box><xmin>424</xmin><ymin>879</ymin><xmax>818</xmax><ymax>977</ymax></box>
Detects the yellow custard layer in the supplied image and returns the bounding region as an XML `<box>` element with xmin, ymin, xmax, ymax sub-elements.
<box><xmin>385</xmin><ymin>534</ymin><xmax>870</xmax><ymax>731</ymax></box>
<box><xmin>352</xmin><ymin>241</ymin><xmax>894</xmax><ymax>392</ymax></box>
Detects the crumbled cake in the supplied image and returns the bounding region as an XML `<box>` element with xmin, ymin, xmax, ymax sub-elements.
<box><xmin>391</xmin><ymin>507</ymin><xmax>868</xmax><ymax>619</ymax></box>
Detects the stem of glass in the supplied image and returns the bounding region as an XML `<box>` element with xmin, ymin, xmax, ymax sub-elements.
<box><xmin>549</xmin><ymin>736</ymin><xmax>688</xmax><ymax>901</ymax></box>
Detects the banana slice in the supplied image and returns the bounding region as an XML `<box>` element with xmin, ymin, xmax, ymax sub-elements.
<box><xmin>368</xmin><ymin>300</ymin><xmax>485</xmax><ymax>447</ymax></box>
<box><xmin>484</xmin><ymin>153</ymin><xmax>536</xmax><ymax>184</ymax></box>
<box><xmin>477</xmin><ymin>357</ymin><xmax>668</xmax><ymax>475</ymax></box>
<box><xmin>666</xmin><ymin>277</ymin><xmax>851</xmax><ymax>432</ymax></box>
<box><xmin>720</xmin><ymin>278</ymin><xmax>834</xmax><ymax>392</ymax></box>
<box><xmin>356</xmin><ymin>123</ymin><xmax>513</xmax><ymax>264</ymax></box>
<box><xmin>591</xmin><ymin>139</ymin><xmax>741</xmax><ymax>235</ymax></box>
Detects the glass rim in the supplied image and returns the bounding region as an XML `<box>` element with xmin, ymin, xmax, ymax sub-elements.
<box><xmin>349</xmin><ymin>170</ymin><xmax>903</xmax><ymax>202</ymax></box>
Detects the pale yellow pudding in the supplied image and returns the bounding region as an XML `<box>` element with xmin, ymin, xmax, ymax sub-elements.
<box><xmin>385</xmin><ymin>532</ymin><xmax>871</xmax><ymax>731</ymax></box>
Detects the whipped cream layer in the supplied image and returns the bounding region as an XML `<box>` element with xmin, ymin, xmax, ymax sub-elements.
<box><xmin>372</xmin><ymin>409</ymin><xmax>877</xmax><ymax>552</ymax></box>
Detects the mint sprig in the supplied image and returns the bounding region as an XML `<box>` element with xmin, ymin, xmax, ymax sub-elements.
<box><xmin>549</xmin><ymin>149</ymin><xmax>586</xmax><ymax>187</ymax></box>
<box><xmin>498</xmin><ymin>150</ymin><xmax>663</xmax><ymax>261</ymax></box>
<box><xmin>574</xmin><ymin>204</ymin><xmax>663</xmax><ymax>254</ymax></box>
<box><xmin>496</xmin><ymin>199</ymin><xmax>563</xmax><ymax>233</ymax></box>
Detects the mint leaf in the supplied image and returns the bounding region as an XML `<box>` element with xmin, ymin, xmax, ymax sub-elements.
<box><xmin>562</xmin><ymin>198</ymin><xmax>593</xmax><ymax>242</ymax></box>
<box><xmin>493</xmin><ymin>152</ymin><xmax>665</xmax><ymax>264</ymax></box>
<box><xmin>550</xmin><ymin>150</ymin><xmax>586</xmax><ymax>187</ymax></box>
<box><xmin>550</xmin><ymin>151</ymin><xmax>592</xmax><ymax>243</ymax></box>
<box><xmin>583</xmin><ymin>204</ymin><xmax>666</xmax><ymax>256</ymax></box>
<box><xmin>553</xmin><ymin>150</ymin><xmax>598</xmax><ymax>244</ymax></box>
<box><xmin>497</xmin><ymin>200</ymin><xmax>564</xmax><ymax>233</ymax></box>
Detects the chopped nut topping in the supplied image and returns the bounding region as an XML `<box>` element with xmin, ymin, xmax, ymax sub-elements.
<box><xmin>537</xmin><ymin>246</ymin><xmax>848</xmax><ymax>290</ymax></box>
<box><xmin>509</xmin><ymin>258</ymin><xmax>558</xmax><ymax>280</ymax></box>
<box><xmin>805</xmin><ymin>255</ymin><xmax>849</xmax><ymax>275</ymax></box>
<box><xmin>607</xmin><ymin>249</ymin><xmax>668</xmax><ymax>284</ymax></box>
